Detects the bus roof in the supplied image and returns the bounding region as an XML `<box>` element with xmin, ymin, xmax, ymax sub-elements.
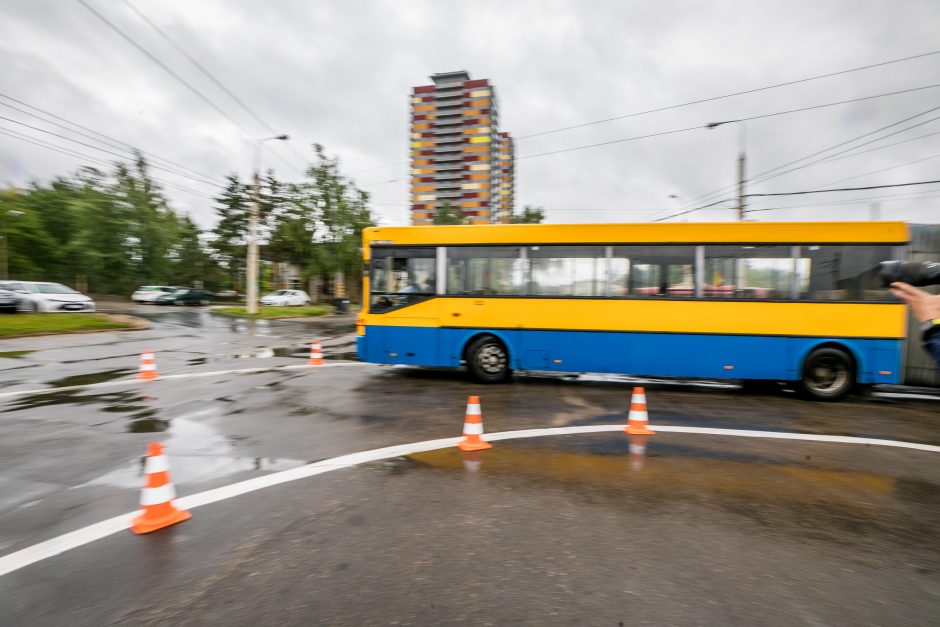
<box><xmin>363</xmin><ymin>221</ymin><xmax>909</xmax><ymax>247</ymax></box>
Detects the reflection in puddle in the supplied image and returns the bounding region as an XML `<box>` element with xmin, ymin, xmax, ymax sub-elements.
<box><xmin>77</xmin><ymin>417</ymin><xmax>305</xmax><ymax>488</ymax></box>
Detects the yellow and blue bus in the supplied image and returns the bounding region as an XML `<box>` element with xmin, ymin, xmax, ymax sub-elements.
<box><xmin>356</xmin><ymin>222</ymin><xmax>909</xmax><ymax>400</ymax></box>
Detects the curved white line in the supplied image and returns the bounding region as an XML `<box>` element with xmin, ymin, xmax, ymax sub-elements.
<box><xmin>0</xmin><ymin>362</ymin><xmax>366</xmax><ymax>400</ymax></box>
<box><xmin>0</xmin><ymin>425</ymin><xmax>937</xmax><ymax>578</ymax></box>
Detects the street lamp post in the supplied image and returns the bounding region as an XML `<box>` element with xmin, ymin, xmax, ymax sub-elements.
<box><xmin>0</xmin><ymin>209</ymin><xmax>24</xmax><ymax>280</ymax></box>
<box><xmin>706</xmin><ymin>120</ymin><xmax>747</xmax><ymax>221</ymax></box>
<box><xmin>246</xmin><ymin>135</ymin><xmax>289</xmax><ymax>315</ymax></box>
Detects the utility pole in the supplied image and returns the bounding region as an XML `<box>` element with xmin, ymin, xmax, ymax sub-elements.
<box><xmin>246</xmin><ymin>170</ymin><xmax>262</xmax><ymax>314</ymax></box>
<box><xmin>737</xmin><ymin>121</ymin><xmax>747</xmax><ymax>221</ymax></box>
<box><xmin>246</xmin><ymin>135</ymin><xmax>289</xmax><ymax>315</ymax></box>
<box><xmin>706</xmin><ymin>120</ymin><xmax>747</xmax><ymax>220</ymax></box>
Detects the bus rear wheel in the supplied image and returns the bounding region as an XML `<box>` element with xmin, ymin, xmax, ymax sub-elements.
<box><xmin>466</xmin><ymin>335</ymin><xmax>511</xmax><ymax>383</ymax></box>
<box><xmin>796</xmin><ymin>347</ymin><xmax>855</xmax><ymax>402</ymax></box>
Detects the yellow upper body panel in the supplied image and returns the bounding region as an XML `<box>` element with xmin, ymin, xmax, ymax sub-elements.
<box><xmin>362</xmin><ymin>221</ymin><xmax>908</xmax><ymax>260</ymax></box>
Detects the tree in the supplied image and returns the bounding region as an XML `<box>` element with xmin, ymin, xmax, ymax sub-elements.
<box><xmin>272</xmin><ymin>144</ymin><xmax>373</xmax><ymax>293</ymax></box>
<box><xmin>510</xmin><ymin>205</ymin><xmax>545</xmax><ymax>224</ymax></box>
<box><xmin>432</xmin><ymin>201</ymin><xmax>465</xmax><ymax>225</ymax></box>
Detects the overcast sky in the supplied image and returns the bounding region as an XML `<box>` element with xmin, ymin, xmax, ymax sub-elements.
<box><xmin>1</xmin><ymin>0</ymin><xmax>939</xmax><ymax>229</ymax></box>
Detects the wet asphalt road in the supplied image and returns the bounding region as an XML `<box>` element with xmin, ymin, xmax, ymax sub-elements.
<box><xmin>1</xmin><ymin>308</ymin><xmax>939</xmax><ymax>625</ymax></box>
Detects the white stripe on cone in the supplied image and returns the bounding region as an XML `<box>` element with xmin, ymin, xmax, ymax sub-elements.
<box><xmin>629</xmin><ymin>410</ymin><xmax>649</xmax><ymax>421</ymax></box>
<box><xmin>463</xmin><ymin>422</ymin><xmax>484</xmax><ymax>435</ymax></box>
<box><xmin>144</xmin><ymin>455</ymin><xmax>169</xmax><ymax>473</ymax></box>
<box><xmin>140</xmin><ymin>483</ymin><xmax>176</xmax><ymax>506</ymax></box>
<box><xmin>634</xmin><ymin>393</ymin><xmax>647</xmax><ymax>404</ymax></box>
<box><xmin>466</xmin><ymin>404</ymin><xmax>481</xmax><ymax>415</ymax></box>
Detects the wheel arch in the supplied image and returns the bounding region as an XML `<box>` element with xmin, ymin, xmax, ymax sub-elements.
<box><xmin>795</xmin><ymin>340</ymin><xmax>863</xmax><ymax>381</ymax></box>
<box><xmin>461</xmin><ymin>331</ymin><xmax>513</xmax><ymax>364</ymax></box>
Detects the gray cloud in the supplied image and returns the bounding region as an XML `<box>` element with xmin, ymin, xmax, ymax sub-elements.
<box><xmin>1</xmin><ymin>0</ymin><xmax>938</xmax><ymax>228</ymax></box>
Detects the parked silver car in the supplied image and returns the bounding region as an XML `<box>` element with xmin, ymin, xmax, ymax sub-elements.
<box><xmin>0</xmin><ymin>281</ymin><xmax>95</xmax><ymax>313</ymax></box>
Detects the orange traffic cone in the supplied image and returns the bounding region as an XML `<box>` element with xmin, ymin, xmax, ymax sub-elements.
<box><xmin>628</xmin><ymin>435</ymin><xmax>649</xmax><ymax>471</ymax></box>
<box><xmin>457</xmin><ymin>395</ymin><xmax>492</xmax><ymax>451</ymax></box>
<box><xmin>131</xmin><ymin>442</ymin><xmax>191</xmax><ymax>534</ymax></box>
<box><xmin>625</xmin><ymin>386</ymin><xmax>656</xmax><ymax>435</ymax></box>
<box><xmin>138</xmin><ymin>350</ymin><xmax>158</xmax><ymax>380</ymax></box>
<box><xmin>309</xmin><ymin>340</ymin><xmax>324</xmax><ymax>366</ymax></box>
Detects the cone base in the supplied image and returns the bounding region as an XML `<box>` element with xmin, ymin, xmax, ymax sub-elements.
<box><xmin>309</xmin><ymin>360</ymin><xmax>324</xmax><ymax>366</ymax></box>
<box><xmin>131</xmin><ymin>508</ymin><xmax>191</xmax><ymax>534</ymax></box>
<box><xmin>458</xmin><ymin>439</ymin><xmax>493</xmax><ymax>452</ymax></box>
<box><xmin>625</xmin><ymin>425</ymin><xmax>656</xmax><ymax>435</ymax></box>
<box><xmin>137</xmin><ymin>373</ymin><xmax>158</xmax><ymax>381</ymax></box>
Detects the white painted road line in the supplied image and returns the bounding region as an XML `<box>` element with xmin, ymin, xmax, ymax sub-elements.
<box><xmin>0</xmin><ymin>361</ymin><xmax>368</xmax><ymax>400</ymax></box>
<box><xmin>1</xmin><ymin>425</ymin><xmax>939</xmax><ymax>578</ymax></box>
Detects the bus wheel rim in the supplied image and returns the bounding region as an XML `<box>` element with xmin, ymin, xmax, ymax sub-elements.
<box><xmin>477</xmin><ymin>344</ymin><xmax>506</xmax><ymax>374</ymax></box>
<box><xmin>807</xmin><ymin>357</ymin><xmax>848</xmax><ymax>393</ymax></box>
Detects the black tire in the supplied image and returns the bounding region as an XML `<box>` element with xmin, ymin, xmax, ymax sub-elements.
<box><xmin>465</xmin><ymin>335</ymin><xmax>511</xmax><ymax>383</ymax></box>
<box><xmin>796</xmin><ymin>347</ymin><xmax>855</xmax><ymax>402</ymax></box>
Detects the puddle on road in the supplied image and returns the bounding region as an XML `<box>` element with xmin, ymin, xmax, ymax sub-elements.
<box><xmin>0</xmin><ymin>350</ymin><xmax>36</xmax><ymax>359</ymax></box>
<box><xmin>77</xmin><ymin>417</ymin><xmax>306</xmax><ymax>488</ymax></box>
<box><xmin>380</xmin><ymin>435</ymin><xmax>940</xmax><ymax>550</ymax></box>
<box><xmin>49</xmin><ymin>368</ymin><xmax>134</xmax><ymax>388</ymax></box>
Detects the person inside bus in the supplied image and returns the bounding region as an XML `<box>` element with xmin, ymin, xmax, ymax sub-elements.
<box><xmin>890</xmin><ymin>281</ymin><xmax>940</xmax><ymax>368</ymax></box>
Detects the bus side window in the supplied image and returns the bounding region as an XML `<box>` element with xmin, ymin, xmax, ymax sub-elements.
<box><xmin>612</xmin><ymin>246</ymin><xmax>695</xmax><ymax>297</ymax></box>
<box><xmin>703</xmin><ymin>245</ymin><xmax>793</xmax><ymax>300</ymax></box>
<box><xmin>798</xmin><ymin>245</ymin><xmax>895</xmax><ymax>301</ymax></box>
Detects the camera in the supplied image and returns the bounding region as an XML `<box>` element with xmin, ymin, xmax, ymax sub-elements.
<box><xmin>879</xmin><ymin>260</ymin><xmax>940</xmax><ymax>287</ymax></box>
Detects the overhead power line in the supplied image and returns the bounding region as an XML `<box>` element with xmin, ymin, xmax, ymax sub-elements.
<box><xmin>746</xmin><ymin>193</ymin><xmax>940</xmax><ymax>214</ymax></box>
<box><xmin>746</xmin><ymin>179</ymin><xmax>940</xmax><ymax>198</ymax></box>
<box><xmin>808</xmin><ymin>153</ymin><xmax>940</xmax><ymax>189</ymax></box>
<box><xmin>517</xmin><ymin>48</ymin><xmax>940</xmax><ymax>140</ymax></box>
<box><xmin>0</xmin><ymin>127</ymin><xmax>217</xmax><ymax>199</ymax></box>
<box><xmin>0</xmin><ymin>114</ymin><xmax>220</xmax><ymax>187</ymax></box>
<box><xmin>518</xmin><ymin>82</ymin><xmax>940</xmax><ymax>161</ymax></box>
<box><xmin>78</xmin><ymin>0</ymin><xmax>250</xmax><ymax>134</ymax></box>
<box><xmin>654</xmin><ymin>180</ymin><xmax>940</xmax><ymax>222</ymax></box>
<box><xmin>0</xmin><ymin>96</ymin><xmax>223</xmax><ymax>185</ymax></box>
<box><xmin>652</xmin><ymin>198</ymin><xmax>738</xmax><ymax>222</ymax></box>
<box><xmin>349</xmin><ymin>161</ymin><xmax>407</xmax><ymax>176</ymax></box>
<box><xmin>679</xmin><ymin>102</ymin><xmax>940</xmax><ymax>211</ymax></box>
<box><xmin>120</xmin><ymin>0</ymin><xmax>311</xmax><ymax>169</ymax></box>
<box><xmin>78</xmin><ymin>0</ymin><xmax>305</xmax><ymax>177</ymax></box>
<box><xmin>812</xmin><ymin>129</ymin><xmax>940</xmax><ymax>166</ymax></box>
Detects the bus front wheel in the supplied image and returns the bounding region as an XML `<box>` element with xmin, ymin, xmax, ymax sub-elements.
<box><xmin>796</xmin><ymin>347</ymin><xmax>855</xmax><ymax>402</ymax></box>
<box><xmin>466</xmin><ymin>335</ymin><xmax>511</xmax><ymax>383</ymax></box>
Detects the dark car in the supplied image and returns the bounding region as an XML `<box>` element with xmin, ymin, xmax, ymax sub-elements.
<box><xmin>0</xmin><ymin>288</ymin><xmax>18</xmax><ymax>313</ymax></box>
<box><xmin>154</xmin><ymin>289</ymin><xmax>212</xmax><ymax>306</ymax></box>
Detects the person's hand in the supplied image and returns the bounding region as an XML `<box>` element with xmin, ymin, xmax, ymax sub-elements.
<box><xmin>890</xmin><ymin>282</ymin><xmax>940</xmax><ymax>322</ymax></box>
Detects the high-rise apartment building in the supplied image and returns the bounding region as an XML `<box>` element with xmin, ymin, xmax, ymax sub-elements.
<box><xmin>410</xmin><ymin>71</ymin><xmax>515</xmax><ymax>225</ymax></box>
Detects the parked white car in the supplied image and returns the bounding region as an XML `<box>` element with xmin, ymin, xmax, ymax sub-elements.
<box><xmin>132</xmin><ymin>285</ymin><xmax>178</xmax><ymax>303</ymax></box>
<box><xmin>260</xmin><ymin>289</ymin><xmax>310</xmax><ymax>306</ymax></box>
<box><xmin>0</xmin><ymin>281</ymin><xmax>95</xmax><ymax>313</ymax></box>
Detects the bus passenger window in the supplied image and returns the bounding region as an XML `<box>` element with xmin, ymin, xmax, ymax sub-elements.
<box><xmin>528</xmin><ymin>246</ymin><xmax>605</xmax><ymax>297</ymax></box>
<box><xmin>704</xmin><ymin>246</ymin><xmax>793</xmax><ymax>299</ymax></box>
<box><xmin>446</xmin><ymin>247</ymin><xmax>525</xmax><ymax>296</ymax></box>
<box><xmin>797</xmin><ymin>245</ymin><xmax>895</xmax><ymax>301</ymax></box>
<box><xmin>612</xmin><ymin>246</ymin><xmax>695</xmax><ymax>297</ymax></box>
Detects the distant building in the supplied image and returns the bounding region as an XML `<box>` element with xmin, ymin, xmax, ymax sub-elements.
<box><xmin>410</xmin><ymin>71</ymin><xmax>516</xmax><ymax>224</ymax></box>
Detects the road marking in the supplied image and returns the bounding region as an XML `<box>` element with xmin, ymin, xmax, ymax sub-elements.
<box><xmin>0</xmin><ymin>362</ymin><xmax>368</xmax><ymax>399</ymax></box>
<box><xmin>1</xmin><ymin>424</ymin><xmax>938</xmax><ymax>578</ymax></box>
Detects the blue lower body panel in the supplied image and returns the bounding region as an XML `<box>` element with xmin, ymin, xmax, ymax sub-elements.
<box><xmin>357</xmin><ymin>327</ymin><xmax>902</xmax><ymax>384</ymax></box>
